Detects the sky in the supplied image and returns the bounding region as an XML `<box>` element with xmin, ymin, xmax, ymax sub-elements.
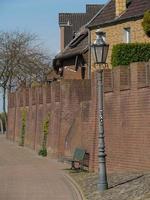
<box><xmin>0</xmin><ymin>0</ymin><xmax>107</xmax><ymax>112</ymax></box>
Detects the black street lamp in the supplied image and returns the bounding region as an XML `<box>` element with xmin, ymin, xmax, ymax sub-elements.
<box><xmin>91</xmin><ymin>29</ymin><xmax>109</xmax><ymax>191</ymax></box>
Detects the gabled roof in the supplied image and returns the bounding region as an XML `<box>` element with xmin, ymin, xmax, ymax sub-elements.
<box><xmin>53</xmin><ymin>27</ymin><xmax>88</xmax><ymax>77</ymax></box>
<box><xmin>55</xmin><ymin>28</ymin><xmax>88</xmax><ymax>60</ymax></box>
<box><xmin>59</xmin><ymin>4</ymin><xmax>104</xmax><ymax>31</ymax></box>
<box><xmin>87</xmin><ymin>0</ymin><xmax>115</xmax><ymax>28</ymax></box>
<box><xmin>59</xmin><ymin>4</ymin><xmax>104</xmax><ymax>47</ymax></box>
<box><xmin>87</xmin><ymin>0</ymin><xmax>150</xmax><ymax>28</ymax></box>
<box><xmin>119</xmin><ymin>0</ymin><xmax>150</xmax><ymax>21</ymax></box>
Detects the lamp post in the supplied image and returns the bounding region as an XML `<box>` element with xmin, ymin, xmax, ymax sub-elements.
<box><xmin>91</xmin><ymin>29</ymin><xmax>109</xmax><ymax>191</ymax></box>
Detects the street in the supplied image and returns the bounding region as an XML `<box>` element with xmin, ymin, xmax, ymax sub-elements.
<box><xmin>0</xmin><ymin>135</ymin><xmax>82</xmax><ymax>200</ymax></box>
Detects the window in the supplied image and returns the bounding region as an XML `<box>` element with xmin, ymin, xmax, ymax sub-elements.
<box><xmin>124</xmin><ymin>28</ymin><xmax>131</xmax><ymax>43</ymax></box>
<box><xmin>102</xmin><ymin>32</ymin><xmax>106</xmax><ymax>42</ymax></box>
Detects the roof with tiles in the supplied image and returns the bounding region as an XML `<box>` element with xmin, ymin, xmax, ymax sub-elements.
<box><xmin>59</xmin><ymin>4</ymin><xmax>104</xmax><ymax>27</ymax></box>
<box><xmin>54</xmin><ymin>4</ymin><xmax>104</xmax><ymax>62</ymax></box>
<box><xmin>119</xmin><ymin>0</ymin><xmax>150</xmax><ymax>21</ymax></box>
<box><xmin>55</xmin><ymin>28</ymin><xmax>88</xmax><ymax>60</ymax></box>
<box><xmin>59</xmin><ymin>4</ymin><xmax>104</xmax><ymax>47</ymax></box>
<box><xmin>59</xmin><ymin>13</ymin><xmax>87</xmax><ymax>31</ymax></box>
<box><xmin>87</xmin><ymin>0</ymin><xmax>150</xmax><ymax>28</ymax></box>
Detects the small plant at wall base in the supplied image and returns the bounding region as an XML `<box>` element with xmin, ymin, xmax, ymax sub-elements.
<box><xmin>0</xmin><ymin>112</ymin><xmax>7</xmax><ymax>133</ymax></box>
<box><xmin>38</xmin><ymin>113</ymin><xmax>50</xmax><ymax>157</ymax></box>
<box><xmin>111</xmin><ymin>43</ymin><xmax>150</xmax><ymax>67</ymax></box>
<box><xmin>142</xmin><ymin>10</ymin><xmax>150</xmax><ymax>37</ymax></box>
<box><xmin>19</xmin><ymin>109</ymin><xmax>26</xmax><ymax>146</ymax></box>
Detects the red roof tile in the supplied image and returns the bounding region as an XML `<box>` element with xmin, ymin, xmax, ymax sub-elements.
<box><xmin>87</xmin><ymin>0</ymin><xmax>150</xmax><ymax>28</ymax></box>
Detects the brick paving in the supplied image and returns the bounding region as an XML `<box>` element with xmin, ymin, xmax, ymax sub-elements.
<box><xmin>0</xmin><ymin>135</ymin><xmax>82</xmax><ymax>200</ymax></box>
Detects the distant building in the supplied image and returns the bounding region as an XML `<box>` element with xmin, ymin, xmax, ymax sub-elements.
<box><xmin>59</xmin><ymin>4</ymin><xmax>103</xmax><ymax>50</ymax></box>
<box><xmin>53</xmin><ymin>4</ymin><xmax>104</xmax><ymax>79</ymax></box>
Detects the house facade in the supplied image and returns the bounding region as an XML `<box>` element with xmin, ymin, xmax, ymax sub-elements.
<box><xmin>88</xmin><ymin>0</ymin><xmax>150</xmax><ymax>69</ymax></box>
<box><xmin>53</xmin><ymin>4</ymin><xmax>104</xmax><ymax>79</ymax></box>
<box><xmin>53</xmin><ymin>0</ymin><xmax>150</xmax><ymax>79</ymax></box>
<box><xmin>53</xmin><ymin>27</ymin><xmax>89</xmax><ymax>79</ymax></box>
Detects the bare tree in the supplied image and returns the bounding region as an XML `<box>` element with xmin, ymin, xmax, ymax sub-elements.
<box><xmin>0</xmin><ymin>31</ymin><xmax>52</xmax><ymax>122</ymax></box>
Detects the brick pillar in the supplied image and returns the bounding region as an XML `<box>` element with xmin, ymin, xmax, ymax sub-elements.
<box><xmin>130</xmin><ymin>62</ymin><xmax>138</xmax><ymax>89</ymax></box>
<box><xmin>113</xmin><ymin>67</ymin><xmax>120</xmax><ymax>93</ymax></box>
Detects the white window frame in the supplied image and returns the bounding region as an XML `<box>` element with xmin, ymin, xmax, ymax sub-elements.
<box><xmin>123</xmin><ymin>28</ymin><xmax>131</xmax><ymax>43</ymax></box>
<box><xmin>102</xmin><ymin>32</ymin><xmax>106</xmax><ymax>42</ymax></box>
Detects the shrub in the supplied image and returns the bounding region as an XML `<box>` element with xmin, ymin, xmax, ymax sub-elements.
<box><xmin>111</xmin><ymin>43</ymin><xmax>150</xmax><ymax>67</ymax></box>
<box><xmin>142</xmin><ymin>10</ymin><xmax>150</xmax><ymax>37</ymax></box>
<box><xmin>19</xmin><ymin>109</ymin><xmax>26</xmax><ymax>146</ymax></box>
<box><xmin>38</xmin><ymin>113</ymin><xmax>50</xmax><ymax>157</ymax></box>
<box><xmin>38</xmin><ymin>147</ymin><xmax>47</xmax><ymax>157</ymax></box>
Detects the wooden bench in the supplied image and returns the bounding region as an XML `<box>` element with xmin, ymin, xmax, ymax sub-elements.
<box><xmin>70</xmin><ymin>148</ymin><xmax>89</xmax><ymax>170</ymax></box>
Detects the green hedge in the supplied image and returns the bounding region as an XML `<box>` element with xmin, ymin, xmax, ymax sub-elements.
<box><xmin>142</xmin><ymin>10</ymin><xmax>150</xmax><ymax>37</ymax></box>
<box><xmin>111</xmin><ymin>43</ymin><xmax>150</xmax><ymax>67</ymax></box>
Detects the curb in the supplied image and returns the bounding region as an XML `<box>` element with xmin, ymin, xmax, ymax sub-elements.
<box><xmin>63</xmin><ymin>173</ymin><xmax>86</xmax><ymax>200</ymax></box>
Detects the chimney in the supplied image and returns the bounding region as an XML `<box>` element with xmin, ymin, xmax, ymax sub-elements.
<box><xmin>60</xmin><ymin>26</ymin><xmax>65</xmax><ymax>51</ymax></box>
<box><xmin>115</xmin><ymin>0</ymin><xmax>127</xmax><ymax>17</ymax></box>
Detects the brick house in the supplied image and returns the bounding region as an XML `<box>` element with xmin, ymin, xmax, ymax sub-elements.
<box><xmin>53</xmin><ymin>27</ymin><xmax>89</xmax><ymax>79</ymax></box>
<box><xmin>53</xmin><ymin>0</ymin><xmax>150</xmax><ymax>78</ymax></box>
<box><xmin>53</xmin><ymin>4</ymin><xmax>103</xmax><ymax>79</ymax></box>
<box><xmin>88</xmin><ymin>0</ymin><xmax>150</xmax><ymax>69</ymax></box>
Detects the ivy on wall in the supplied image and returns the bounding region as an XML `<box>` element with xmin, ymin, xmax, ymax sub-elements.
<box><xmin>38</xmin><ymin>113</ymin><xmax>50</xmax><ymax>157</ymax></box>
<box><xmin>19</xmin><ymin>108</ymin><xmax>27</xmax><ymax>146</ymax></box>
<box><xmin>0</xmin><ymin>112</ymin><xmax>6</xmax><ymax>133</ymax></box>
<box><xmin>142</xmin><ymin>10</ymin><xmax>150</xmax><ymax>37</ymax></box>
<box><xmin>111</xmin><ymin>43</ymin><xmax>150</xmax><ymax>67</ymax></box>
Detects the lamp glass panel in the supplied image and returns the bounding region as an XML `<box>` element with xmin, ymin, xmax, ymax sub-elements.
<box><xmin>102</xmin><ymin>45</ymin><xmax>109</xmax><ymax>63</ymax></box>
<box><xmin>95</xmin><ymin>45</ymin><xmax>103</xmax><ymax>63</ymax></box>
<box><xmin>91</xmin><ymin>45</ymin><xmax>97</xmax><ymax>63</ymax></box>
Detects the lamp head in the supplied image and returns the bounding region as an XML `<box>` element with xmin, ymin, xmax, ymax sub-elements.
<box><xmin>91</xmin><ymin>29</ymin><xmax>109</xmax><ymax>64</ymax></box>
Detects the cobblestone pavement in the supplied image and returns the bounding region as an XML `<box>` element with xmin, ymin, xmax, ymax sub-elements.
<box><xmin>69</xmin><ymin>170</ymin><xmax>150</xmax><ymax>200</ymax></box>
<box><xmin>0</xmin><ymin>135</ymin><xmax>82</xmax><ymax>200</ymax></box>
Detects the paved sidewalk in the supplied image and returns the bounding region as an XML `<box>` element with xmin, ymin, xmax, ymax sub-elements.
<box><xmin>0</xmin><ymin>135</ymin><xmax>82</xmax><ymax>200</ymax></box>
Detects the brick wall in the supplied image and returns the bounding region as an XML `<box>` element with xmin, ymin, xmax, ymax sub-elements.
<box><xmin>7</xmin><ymin>62</ymin><xmax>150</xmax><ymax>172</ymax></box>
<box><xmin>104</xmin><ymin>62</ymin><xmax>150</xmax><ymax>172</ymax></box>
<box><xmin>7</xmin><ymin>79</ymin><xmax>96</xmax><ymax>171</ymax></box>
